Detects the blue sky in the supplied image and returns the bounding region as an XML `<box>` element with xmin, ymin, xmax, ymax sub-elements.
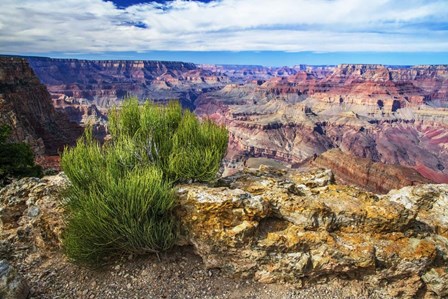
<box><xmin>1</xmin><ymin>0</ymin><xmax>448</xmax><ymax>66</ymax></box>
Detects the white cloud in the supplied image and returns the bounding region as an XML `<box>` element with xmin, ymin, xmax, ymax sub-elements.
<box><xmin>0</xmin><ymin>0</ymin><xmax>447</xmax><ymax>53</ymax></box>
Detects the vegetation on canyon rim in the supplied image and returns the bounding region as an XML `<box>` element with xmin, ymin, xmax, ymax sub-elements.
<box><xmin>61</xmin><ymin>98</ymin><xmax>228</xmax><ymax>264</ymax></box>
<box><xmin>0</xmin><ymin>125</ymin><xmax>42</xmax><ymax>186</ymax></box>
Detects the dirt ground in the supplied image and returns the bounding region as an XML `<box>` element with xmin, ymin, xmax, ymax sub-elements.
<box><xmin>18</xmin><ymin>246</ymin><xmax>387</xmax><ymax>299</ymax></box>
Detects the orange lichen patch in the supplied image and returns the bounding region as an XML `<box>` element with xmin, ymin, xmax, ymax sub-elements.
<box><xmin>243</xmin><ymin>179</ymin><xmax>276</xmax><ymax>195</ymax></box>
<box><xmin>380</xmin><ymin>236</ymin><xmax>436</xmax><ymax>261</ymax></box>
<box><xmin>412</xmin><ymin>240</ymin><xmax>437</xmax><ymax>260</ymax></box>
<box><xmin>257</xmin><ymin>224</ymin><xmax>310</xmax><ymax>250</ymax></box>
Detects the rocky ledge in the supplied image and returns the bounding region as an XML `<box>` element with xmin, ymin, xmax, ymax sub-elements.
<box><xmin>177</xmin><ymin>167</ymin><xmax>448</xmax><ymax>298</ymax></box>
<box><xmin>1</xmin><ymin>169</ymin><xmax>448</xmax><ymax>298</ymax></box>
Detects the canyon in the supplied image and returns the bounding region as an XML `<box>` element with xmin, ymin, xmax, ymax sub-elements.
<box><xmin>22</xmin><ymin>56</ymin><xmax>448</xmax><ymax>192</ymax></box>
<box><xmin>1</xmin><ymin>56</ymin><xmax>448</xmax><ymax>298</ymax></box>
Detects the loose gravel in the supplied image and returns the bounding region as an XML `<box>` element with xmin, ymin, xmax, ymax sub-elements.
<box><xmin>12</xmin><ymin>246</ymin><xmax>390</xmax><ymax>299</ymax></box>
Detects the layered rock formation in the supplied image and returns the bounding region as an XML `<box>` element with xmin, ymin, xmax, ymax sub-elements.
<box><xmin>27</xmin><ymin>57</ymin><xmax>228</xmax><ymax>109</ymax></box>
<box><xmin>313</xmin><ymin>149</ymin><xmax>431</xmax><ymax>194</ymax></box>
<box><xmin>25</xmin><ymin>57</ymin><xmax>448</xmax><ymax>191</ymax></box>
<box><xmin>0</xmin><ymin>57</ymin><xmax>81</xmax><ymax>155</ymax></box>
<box><xmin>194</xmin><ymin>64</ymin><xmax>448</xmax><ymax>188</ymax></box>
<box><xmin>2</xmin><ymin>169</ymin><xmax>448</xmax><ymax>298</ymax></box>
<box><xmin>177</xmin><ymin>167</ymin><xmax>448</xmax><ymax>298</ymax></box>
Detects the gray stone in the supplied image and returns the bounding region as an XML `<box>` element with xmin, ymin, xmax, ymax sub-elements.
<box><xmin>27</xmin><ymin>205</ymin><xmax>40</xmax><ymax>218</ymax></box>
<box><xmin>0</xmin><ymin>260</ymin><xmax>29</xmax><ymax>299</ymax></box>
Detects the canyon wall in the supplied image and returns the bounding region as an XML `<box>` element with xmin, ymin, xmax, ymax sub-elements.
<box><xmin>195</xmin><ymin>64</ymin><xmax>448</xmax><ymax>187</ymax></box>
<box><xmin>0</xmin><ymin>57</ymin><xmax>81</xmax><ymax>156</ymax></box>
<box><xmin>27</xmin><ymin>57</ymin><xmax>227</xmax><ymax>109</ymax></box>
<box><xmin>313</xmin><ymin>149</ymin><xmax>431</xmax><ymax>193</ymax></box>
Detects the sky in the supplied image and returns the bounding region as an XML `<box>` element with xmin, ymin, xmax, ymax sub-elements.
<box><xmin>1</xmin><ymin>0</ymin><xmax>448</xmax><ymax>66</ymax></box>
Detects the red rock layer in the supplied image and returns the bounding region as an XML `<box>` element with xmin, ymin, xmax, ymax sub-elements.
<box><xmin>312</xmin><ymin>149</ymin><xmax>431</xmax><ymax>193</ymax></box>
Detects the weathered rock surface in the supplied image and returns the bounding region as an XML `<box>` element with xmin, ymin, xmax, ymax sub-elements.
<box><xmin>0</xmin><ymin>57</ymin><xmax>82</xmax><ymax>155</ymax></box>
<box><xmin>2</xmin><ymin>169</ymin><xmax>448</xmax><ymax>297</ymax></box>
<box><xmin>0</xmin><ymin>174</ymin><xmax>67</xmax><ymax>260</ymax></box>
<box><xmin>0</xmin><ymin>260</ymin><xmax>29</xmax><ymax>299</ymax></box>
<box><xmin>176</xmin><ymin>167</ymin><xmax>448</xmax><ymax>298</ymax></box>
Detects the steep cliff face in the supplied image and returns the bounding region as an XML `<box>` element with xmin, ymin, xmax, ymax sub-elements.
<box><xmin>27</xmin><ymin>57</ymin><xmax>227</xmax><ymax>109</ymax></box>
<box><xmin>262</xmin><ymin>64</ymin><xmax>448</xmax><ymax>110</ymax></box>
<box><xmin>194</xmin><ymin>64</ymin><xmax>448</xmax><ymax>187</ymax></box>
<box><xmin>0</xmin><ymin>57</ymin><xmax>81</xmax><ymax>155</ymax></box>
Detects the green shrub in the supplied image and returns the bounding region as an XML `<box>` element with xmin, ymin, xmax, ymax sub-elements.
<box><xmin>61</xmin><ymin>98</ymin><xmax>228</xmax><ymax>264</ymax></box>
<box><xmin>0</xmin><ymin>125</ymin><xmax>42</xmax><ymax>186</ymax></box>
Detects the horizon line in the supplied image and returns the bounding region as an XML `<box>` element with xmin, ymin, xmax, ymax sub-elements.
<box><xmin>2</xmin><ymin>52</ymin><xmax>448</xmax><ymax>68</ymax></box>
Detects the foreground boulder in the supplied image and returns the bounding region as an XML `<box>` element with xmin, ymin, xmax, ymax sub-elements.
<box><xmin>176</xmin><ymin>167</ymin><xmax>448</xmax><ymax>298</ymax></box>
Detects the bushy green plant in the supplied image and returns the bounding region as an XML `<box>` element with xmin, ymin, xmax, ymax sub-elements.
<box><xmin>61</xmin><ymin>98</ymin><xmax>228</xmax><ymax>264</ymax></box>
<box><xmin>0</xmin><ymin>125</ymin><xmax>42</xmax><ymax>186</ymax></box>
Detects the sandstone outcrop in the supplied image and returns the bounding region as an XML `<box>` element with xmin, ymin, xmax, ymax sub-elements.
<box><xmin>177</xmin><ymin>167</ymin><xmax>448</xmax><ymax>298</ymax></box>
<box><xmin>0</xmin><ymin>57</ymin><xmax>81</xmax><ymax>155</ymax></box>
<box><xmin>0</xmin><ymin>174</ymin><xmax>67</xmax><ymax>258</ymax></box>
<box><xmin>0</xmin><ymin>174</ymin><xmax>67</xmax><ymax>299</ymax></box>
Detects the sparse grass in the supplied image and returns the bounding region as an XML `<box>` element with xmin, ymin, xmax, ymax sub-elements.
<box><xmin>61</xmin><ymin>98</ymin><xmax>228</xmax><ymax>265</ymax></box>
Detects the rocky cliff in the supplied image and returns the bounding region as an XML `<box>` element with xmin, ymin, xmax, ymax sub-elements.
<box><xmin>262</xmin><ymin>64</ymin><xmax>448</xmax><ymax>109</ymax></box>
<box><xmin>0</xmin><ymin>57</ymin><xmax>81</xmax><ymax>156</ymax></box>
<box><xmin>27</xmin><ymin>57</ymin><xmax>227</xmax><ymax>109</ymax></box>
<box><xmin>312</xmin><ymin>149</ymin><xmax>431</xmax><ymax>193</ymax></box>
<box><xmin>1</xmin><ymin>168</ymin><xmax>447</xmax><ymax>298</ymax></box>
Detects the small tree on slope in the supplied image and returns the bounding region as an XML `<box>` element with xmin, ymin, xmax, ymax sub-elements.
<box><xmin>0</xmin><ymin>125</ymin><xmax>42</xmax><ymax>186</ymax></box>
<box><xmin>61</xmin><ymin>99</ymin><xmax>228</xmax><ymax>264</ymax></box>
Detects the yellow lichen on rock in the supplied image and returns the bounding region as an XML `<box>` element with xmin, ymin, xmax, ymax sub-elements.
<box><xmin>176</xmin><ymin>166</ymin><xmax>448</xmax><ymax>298</ymax></box>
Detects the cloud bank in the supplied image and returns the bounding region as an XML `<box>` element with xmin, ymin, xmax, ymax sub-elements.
<box><xmin>1</xmin><ymin>0</ymin><xmax>447</xmax><ymax>53</ymax></box>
